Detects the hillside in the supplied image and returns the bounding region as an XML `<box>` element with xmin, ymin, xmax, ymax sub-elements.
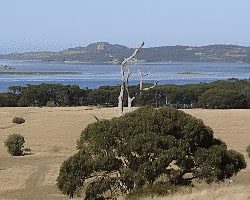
<box><xmin>1</xmin><ymin>42</ymin><xmax>250</xmax><ymax>63</ymax></box>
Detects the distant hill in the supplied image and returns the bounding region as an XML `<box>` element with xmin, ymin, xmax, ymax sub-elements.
<box><xmin>1</xmin><ymin>42</ymin><xmax>250</xmax><ymax>63</ymax></box>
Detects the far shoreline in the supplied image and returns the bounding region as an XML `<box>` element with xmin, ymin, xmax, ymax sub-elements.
<box><xmin>0</xmin><ymin>58</ymin><xmax>248</xmax><ymax>65</ymax></box>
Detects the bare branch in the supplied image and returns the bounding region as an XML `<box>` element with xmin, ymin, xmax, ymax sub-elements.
<box><xmin>138</xmin><ymin>68</ymin><xmax>154</xmax><ymax>77</ymax></box>
<box><xmin>125</xmin><ymin>67</ymin><xmax>132</xmax><ymax>95</ymax></box>
<box><xmin>127</xmin><ymin>67</ymin><xmax>132</xmax><ymax>79</ymax></box>
<box><xmin>143</xmin><ymin>79</ymin><xmax>159</xmax><ymax>91</ymax></box>
<box><xmin>138</xmin><ymin>68</ymin><xmax>156</xmax><ymax>91</ymax></box>
<box><xmin>122</xmin><ymin>42</ymin><xmax>144</xmax><ymax>66</ymax></box>
<box><xmin>138</xmin><ymin>67</ymin><xmax>143</xmax><ymax>76</ymax></box>
<box><xmin>90</xmin><ymin>114</ymin><xmax>100</xmax><ymax>122</ymax></box>
<box><xmin>109</xmin><ymin>54</ymin><xmax>121</xmax><ymax>64</ymax></box>
<box><xmin>144</xmin><ymin>69</ymin><xmax>154</xmax><ymax>77</ymax></box>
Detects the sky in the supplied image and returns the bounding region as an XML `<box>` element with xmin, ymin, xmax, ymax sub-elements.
<box><xmin>1</xmin><ymin>0</ymin><xmax>250</xmax><ymax>53</ymax></box>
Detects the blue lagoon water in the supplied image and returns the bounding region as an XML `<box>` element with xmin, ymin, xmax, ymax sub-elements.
<box><xmin>0</xmin><ymin>59</ymin><xmax>250</xmax><ymax>92</ymax></box>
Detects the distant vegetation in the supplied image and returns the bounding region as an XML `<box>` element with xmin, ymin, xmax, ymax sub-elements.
<box><xmin>1</xmin><ymin>42</ymin><xmax>250</xmax><ymax>63</ymax></box>
<box><xmin>0</xmin><ymin>65</ymin><xmax>14</xmax><ymax>69</ymax></box>
<box><xmin>12</xmin><ymin>117</ymin><xmax>25</xmax><ymax>124</ymax></box>
<box><xmin>176</xmin><ymin>72</ymin><xmax>206</xmax><ymax>76</ymax></box>
<box><xmin>57</xmin><ymin>107</ymin><xmax>246</xmax><ymax>199</ymax></box>
<box><xmin>0</xmin><ymin>72</ymin><xmax>83</xmax><ymax>75</ymax></box>
<box><xmin>0</xmin><ymin>79</ymin><xmax>249</xmax><ymax>109</ymax></box>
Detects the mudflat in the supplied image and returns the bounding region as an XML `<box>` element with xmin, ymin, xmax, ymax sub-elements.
<box><xmin>0</xmin><ymin>107</ymin><xmax>249</xmax><ymax>200</ymax></box>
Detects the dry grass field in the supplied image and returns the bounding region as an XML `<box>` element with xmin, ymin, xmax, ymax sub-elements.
<box><xmin>0</xmin><ymin>107</ymin><xmax>250</xmax><ymax>200</ymax></box>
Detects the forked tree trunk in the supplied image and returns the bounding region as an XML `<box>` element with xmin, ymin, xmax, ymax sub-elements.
<box><xmin>118</xmin><ymin>64</ymin><xmax>125</xmax><ymax>116</ymax></box>
<box><xmin>118</xmin><ymin>92</ymin><xmax>124</xmax><ymax>116</ymax></box>
<box><xmin>127</xmin><ymin>96</ymin><xmax>135</xmax><ymax>113</ymax></box>
<box><xmin>126</xmin><ymin>68</ymin><xmax>158</xmax><ymax>113</ymax></box>
<box><xmin>110</xmin><ymin>42</ymin><xmax>144</xmax><ymax>116</ymax></box>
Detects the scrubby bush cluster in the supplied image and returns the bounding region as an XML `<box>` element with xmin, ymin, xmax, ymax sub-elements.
<box><xmin>23</xmin><ymin>147</ymin><xmax>31</xmax><ymax>152</ymax></box>
<box><xmin>12</xmin><ymin>117</ymin><xmax>25</xmax><ymax>124</ymax></box>
<box><xmin>0</xmin><ymin>79</ymin><xmax>249</xmax><ymax>108</ymax></box>
<box><xmin>4</xmin><ymin>133</ymin><xmax>25</xmax><ymax>156</ymax></box>
<box><xmin>57</xmin><ymin>107</ymin><xmax>246</xmax><ymax>199</ymax></box>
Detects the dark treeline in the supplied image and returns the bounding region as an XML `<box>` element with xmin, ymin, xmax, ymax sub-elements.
<box><xmin>0</xmin><ymin>79</ymin><xmax>249</xmax><ymax>109</ymax></box>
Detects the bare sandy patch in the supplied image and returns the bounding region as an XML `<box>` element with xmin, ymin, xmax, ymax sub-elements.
<box><xmin>42</xmin><ymin>164</ymin><xmax>61</xmax><ymax>186</ymax></box>
<box><xmin>182</xmin><ymin>109</ymin><xmax>250</xmax><ymax>153</ymax></box>
<box><xmin>0</xmin><ymin>165</ymin><xmax>37</xmax><ymax>192</ymax></box>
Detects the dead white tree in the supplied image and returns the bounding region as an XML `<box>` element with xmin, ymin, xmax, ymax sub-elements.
<box><xmin>110</xmin><ymin>42</ymin><xmax>144</xmax><ymax>116</ymax></box>
<box><xmin>125</xmin><ymin>67</ymin><xmax>159</xmax><ymax>112</ymax></box>
<box><xmin>125</xmin><ymin>66</ymin><xmax>133</xmax><ymax>113</ymax></box>
<box><xmin>110</xmin><ymin>42</ymin><xmax>159</xmax><ymax>116</ymax></box>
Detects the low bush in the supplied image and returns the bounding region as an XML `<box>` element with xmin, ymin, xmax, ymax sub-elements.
<box><xmin>23</xmin><ymin>147</ymin><xmax>31</xmax><ymax>152</ymax></box>
<box><xmin>4</xmin><ymin>133</ymin><xmax>25</xmax><ymax>156</ymax></box>
<box><xmin>57</xmin><ymin>107</ymin><xmax>246</xmax><ymax>199</ymax></box>
<box><xmin>125</xmin><ymin>182</ymin><xmax>180</xmax><ymax>200</ymax></box>
<box><xmin>46</xmin><ymin>101</ymin><xmax>55</xmax><ymax>107</ymax></box>
<box><xmin>12</xmin><ymin>117</ymin><xmax>25</xmax><ymax>124</ymax></box>
<box><xmin>23</xmin><ymin>147</ymin><xmax>32</xmax><ymax>155</ymax></box>
<box><xmin>246</xmin><ymin>145</ymin><xmax>250</xmax><ymax>157</ymax></box>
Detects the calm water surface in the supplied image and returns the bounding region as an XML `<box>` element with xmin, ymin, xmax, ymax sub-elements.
<box><xmin>0</xmin><ymin>59</ymin><xmax>250</xmax><ymax>92</ymax></box>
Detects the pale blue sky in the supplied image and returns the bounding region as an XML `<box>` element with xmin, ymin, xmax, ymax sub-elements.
<box><xmin>1</xmin><ymin>0</ymin><xmax>250</xmax><ymax>53</ymax></box>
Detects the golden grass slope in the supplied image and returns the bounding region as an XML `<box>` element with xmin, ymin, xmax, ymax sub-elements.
<box><xmin>0</xmin><ymin>107</ymin><xmax>249</xmax><ymax>200</ymax></box>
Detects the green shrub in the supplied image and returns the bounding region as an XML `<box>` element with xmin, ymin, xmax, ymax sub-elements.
<box><xmin>12</xmin><ymin>117</ymin><xmax>25</xmax><ymax>124</ymax></box>
<box><xmin>57</xmin><ymin>107</ymin><xmax>246</xmax><ymax>199</ymax></box>
<box><xmin>46</xmin><ymin>101</ymin><xmax>55</xmax><ymax>107</ymax></box>
<box><xmin>23</xmin><ymin>147</ymin><xmax>31</xmax><ymax>152</ymax></box>
<box><xmin>23</xmin><ymin>147</ymin><xmax>32</xmax><ymax>155</ymax></box>
<box><xmin>246</xmin><ymin>145</ymin><xmax>250</xmax><ymax>157</ymax></box>
<box><xmin>4</xmin><ymin>133</ymin><xmax>25</xmax><ymax>156</ymax></box>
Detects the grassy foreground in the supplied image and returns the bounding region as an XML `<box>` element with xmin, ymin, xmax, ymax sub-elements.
<box><xmin>0</xmin><ymin>107</ymin><xmax>250</xmax><ymax>200</ymax></box>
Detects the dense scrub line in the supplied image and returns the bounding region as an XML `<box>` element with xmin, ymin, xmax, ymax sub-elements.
<box><xmin>0</xmin><ymin>79</ymin><xmax>249</xmax><ymax>109</ymax></box>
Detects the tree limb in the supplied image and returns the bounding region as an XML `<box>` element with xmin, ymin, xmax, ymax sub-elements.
<box><xmin>109</xmin><ymin>54</ymin><xmax>121</xmax><ymax>64</ymax></box>
<box><xmin>125</xmin><ymin>66</ymin><xmax>132</xmax><ymax>93</ymax></box>
<box><xmin>144</xmin><ymin>68</ymin><xmax>154</xmax><ymax>77</ymax></box>
<box><xmin>90</xmin><ymin>114</ymin><xmax>100</xmax><ymax>122</ymax></box>
<box><xmin>138</xmin><ymin>68</ymin><xmax>155</xmax><ymax>90</ymax></box>
<box><xmin>121</xmin><ymin>42</ymin><xmax>144</xmax><ymax>66</ymax></box>
<box><xmin>143</xmin><ymin>79</ymin><xmax>159</xmax><ymax>91</ymax></box>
